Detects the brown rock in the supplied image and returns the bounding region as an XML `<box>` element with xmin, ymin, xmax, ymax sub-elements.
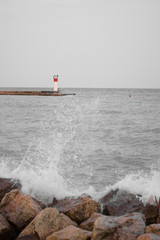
<box><xmin>92</xmin><ymin>212</ymin><xmax>145</xmax><ymax>240</ymax></box>
<box><xmin>0</xmin><ymin>178</ymin><xmax>21</xmax><ymax>202</ymax></box>
<box><xmin>92</xmin><ymin>215</ymin><xmax>118</xmax><ymax>240</ymax></box>
<box><xmin>100</xmin><ymin>189</ymin><xmax>144</xmax><ymax>216</ymax></box>
<box><xmin>155</xmin><ymin>197</ymin><xmax>160</xmax><ymax>224</ymax></box>
<box><xmin>46</xmin><ymin>225</ymin><xmax>91</xmax><ymax>240</ymax></box>
<box><xmin>0</xmin><ymin>213</ymin><xmax>17</xmax><ymax>240</ymax></box>
<box><xmin>80</xmin><ymin>213</ymin><xmax>103</xmax><ymax>231</ymax></box>
<box><xmin>144</xmin><ymin>202</ymin><xmax>158</xmax><ymax>225</ymax></box>
<box><xmin>137</xmin><ymin>233</ymin><xmax>160</xmax><ymax>240</ymax></box>
<box><xmin>16</xmin><ymin>207</ymin><xmax>77</xmax><ymax>240</ymax></box>
<box><xmin>146</xmin><ymin>224</ymin><xmax>160</xmax><ymax>236</ymax></box>
<box><xmin>100</xmin><ymin>189</ymin><xmax>119</xmax><ymax>203</ymax></box>
<box><xmin>0</xmin><ymin>189</ymin><xmax>42</xmax><ymax>230</ymax></box>
<box><xmin>54</xmin><ymin>197</ymin><xmax>101</xmax><ymax>224</ymax></box>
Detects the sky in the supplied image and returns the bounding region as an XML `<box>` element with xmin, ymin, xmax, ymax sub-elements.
<box><xmin>0</xmin><ymin>0</ymin><xmax>160</xmax><ymax>89</ymax></box>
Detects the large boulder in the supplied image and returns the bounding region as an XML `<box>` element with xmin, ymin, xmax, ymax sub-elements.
<box><xmin>0</xmin><ymin>189</ymin><xmax>42</xmax><ymax>230</ymax></box>
<box><xmin>137</xmin><ymin>233</ymin><xmax>160</xmax><ymax>240</ymax></box>
<box><xmin>16</xmin><ymin>207</ymin><xmax>77</xmax><ymax>240</ymax></box>
<box><xmin>92</xmin><ymin>212</ymin><xmax>145</xmax><ymax>240</ymax></box>
<box><xmin>100</xmin><ymin>189</ymin><xmax>144</xmax><ymax>216</ymax></box>
<box><xmin>0</xmin><ymin>178</ymin><xmax>21</xmax><ymax>202</ymax></box>
<box><xmin>80</xmin><ymin>213</ymin><xmax>103</xmax><ymax>231</ymax></box>
<box><xmin>0</xmin><ymin>213</ymin><xmax>17</xmax><ymax>240</ymax></box>
<box><xmin>46</xmin><ymin>225</ymin><xmax>91</xmax><ymax>240</ymax></box>
<box><xmin>54</xmin><ymin>196</ymin><xmax>101</xmax><ymax>224</ymax></box>
<box><xmin>146</xmin><ymin>224</ymin><xmax>160</xmax><ymax>236</ymax></box>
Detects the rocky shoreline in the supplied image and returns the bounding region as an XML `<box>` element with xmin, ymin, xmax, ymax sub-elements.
<box><xmin>0</xmin><ymin>178</ymin><xmax>160</xmax><ymax>240</ymax></box>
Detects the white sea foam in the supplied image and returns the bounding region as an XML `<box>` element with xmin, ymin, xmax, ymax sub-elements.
<box><xmin>0</xmin><ymin>153</ymin><xmax>160</xmax><ymax>204</ymax></box>
<box><xmin>94</xmin><ymin>168</ymin><xmax>160</xmax><ymax>204</ymax></box>
<box><xmin>113</xmin><ymin>170</ymin><xmax>160</xmax><ymax>203</ymax></box>
<box><xmin>0</xmin><ymin>153</ymin><xmax>97</xmax><ymax>203</ymax></box>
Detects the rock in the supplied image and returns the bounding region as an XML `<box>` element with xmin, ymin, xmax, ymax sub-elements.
<box><xmin>0</xmin><ymin>178</ymin><xmax>21</xmax><ymax>202</ymax></box>
<box><xmin>46</xmin><ymin>225</ymin><xmax>91</xmax><ymax>240</ymax></box>
<box><xmin>137</xmin><ymin>233</ymin><xmax>160</xmax><ymax>240</ymax></box>
<box><xmin>100</xmin><ymin>189</ymin><xmax>119</xmax><ymax>203</ymax></box>
<box><xmin>16</xmin><ymin>207</ymin><xmax>77</xmax><ymax>240</ymax></box>
<box><xmin>54</xmin><ymin>196</ymin><xmax>101</xmax><ymax>224</ymax></box>
<box><xmin>144</xmin><ymin>203</ymin><xmax>158</xmax><ymax>225</ymax></box>
<box><xmin>92</xmin><ymin>212</ymin><xmax>145</xmax><ymax>240</ymax></box>
<box><xmin>80</xmin><ymin>213</ymin><xmax>103</xmax><ymax>231</ymax></box>
<box><xmin>0</xmin><ymin>189</ymin><xmax>42</xmax><ymax>230</ymax></box>
<box><xmin>144</xmin><ymin>196</ymin><xmax>159</xmax><ymax>225</ymax></box>
<box><xmin>100</xmin><ymin>189</ymin><xmax>144</xmax><ymax>216</ymax></box>
<box><xmin>0</xmin><ymin>213</ymin><xmax>17</xmax><ymax>240</ymax></box>
<box><xmin>92</xmin><ymin>215</ymin><xmax>118</xmax><ymax>240</ymax></box>
<box><xmin>146</xmin><ymin>224</ymin><xmax>160</xmax><ymax>236</ymax></box>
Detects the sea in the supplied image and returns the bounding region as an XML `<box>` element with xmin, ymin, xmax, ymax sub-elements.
<box><xmin>0</xmin><ymin>88</ymin><xmax>160</xmax><ymax>204</ymax></box>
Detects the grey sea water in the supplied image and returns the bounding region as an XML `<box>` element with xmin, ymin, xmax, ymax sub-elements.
<box><xmin>0</xmin><ymin>88</ymin><xmax>160</xmax><ymax>203</ymax></box>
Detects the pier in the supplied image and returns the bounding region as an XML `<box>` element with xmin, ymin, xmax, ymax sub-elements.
<box><xmin>0</xmin><ymin>91</ymin><xmax>76</xmax><ymax>96</ymax></box>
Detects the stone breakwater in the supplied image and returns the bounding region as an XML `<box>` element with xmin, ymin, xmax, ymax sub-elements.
<box><xmin>0</xmin><ymin>178</ymin><xmax>160</xmax><ymax>240</ymax></box>
<box><xmin>0</xmin><ymin>90</ymin><xmax>76</xmax><ymax>96</ymax></box>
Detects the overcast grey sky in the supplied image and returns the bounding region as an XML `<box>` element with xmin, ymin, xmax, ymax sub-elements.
<box><xmin>0</xmin><ymin>0</ymin><xmax>160</xmax><ymax>88</ymax></box>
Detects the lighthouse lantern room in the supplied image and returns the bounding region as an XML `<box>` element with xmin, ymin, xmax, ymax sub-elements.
<box><xmin>53</xmin><ymin>75</ymin><xmax>58</xmax><ymax>92</ymax></box>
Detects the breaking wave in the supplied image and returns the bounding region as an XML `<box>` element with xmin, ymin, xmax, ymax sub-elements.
<box><xmin>0</xmin><ymin>151</ymin><xmax>160</xmax><ymax>204</ymax></box>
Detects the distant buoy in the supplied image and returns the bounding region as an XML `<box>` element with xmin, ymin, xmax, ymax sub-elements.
<box><xmin>129</xmin><ymin>93</ymin><xmax>131</xmax><ymax>97</ymax></box>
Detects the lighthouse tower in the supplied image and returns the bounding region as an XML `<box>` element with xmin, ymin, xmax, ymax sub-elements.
<box><xmin>53</xmin><ymin>75</ymin><xmax>58</xmax><ymax>92</ymax></box>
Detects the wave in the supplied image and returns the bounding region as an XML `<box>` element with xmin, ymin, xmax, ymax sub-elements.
<box><xmin>102</xmin><ymin>169</ymin><xmax>160</xmax><ymax>204</ymax></box>
<box><xmin>0</xmin><ymin>152</ymin><xmax>160</xmax><ymax>205</ymax></box>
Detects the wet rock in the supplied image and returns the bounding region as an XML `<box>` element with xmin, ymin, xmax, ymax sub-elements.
<box><xmin>80</xmin><ymin>212</ymin><xmax>103</xmax><ymax>231</ymax></box>
<box><xmin>137</xmin><ymin>233</ymin><xmax>160</xmax><ymax>240</ymax></box>
<box><xmin>144</xmin><ymin>203</ymin><xmax>158</xmax><ymax>225</ymax></box>
<box><xmin>144</xmin><ymin>196</ymin><xmax>159</xmax><ymax>225</ymax></box>
<box><xmin>146</xmin><ymin>224</ymin><xmax>160</xmax><ymax>236</ymax></box>
<box><xmin>100</xmin><ymin>189</ymin><xmax>144</xmax><ymax>216</ymax></box>
<box><xmin>100</xmin><ymin>189</ymin><xmax>119</xmax><ymax>203</ymax></box>
<box><xmin>46</xmin><ymin>225</ymin><xmax>91</xmax><ymax>240</ymax></box>
<box><xmin>0</xmin><ymin>213</ymin><xmax>17</xmax><ymax>240</ymax></box>
<box><xmin>54</xmin><ymin>196</ymin><xmax>101</xmax><ymax>224</ymax></box>
<box><xmin>156</xmin><ymin>198</ymin><xmax>160</xmax><ymax>224</ymax></box>
<box><xmin>92</xmin><ymin>215</ymin><xmax>118</xmax><ymax>240</ymax></box>
<box><xmin>92</xmin><ymin>212</ymin><xmax>145</xmax><ymax>240</ymax></box>
<box><xmin>0</xmin><ymin>189</ymin><xmax>42</xmax><ymax>230</ymax></box>
<box><xmin>16</xmin><ymin>207</ymin><xmax>77</xmax><ymax>240</ymax></box>
<box><xmin>0</xmin><ymin>178</ymin><xmax>21</xmax><ymax>202</ymax></box>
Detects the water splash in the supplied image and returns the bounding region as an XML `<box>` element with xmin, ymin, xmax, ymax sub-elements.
<box><xmin>95</xmin><ymin>167</ymin><xmax>160</xmax><ymax>204</ymax></box>
<box><xmin>0</xmin><ymin>97</ymin><xmax>101</xmax><ymax>203</ymax></box>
